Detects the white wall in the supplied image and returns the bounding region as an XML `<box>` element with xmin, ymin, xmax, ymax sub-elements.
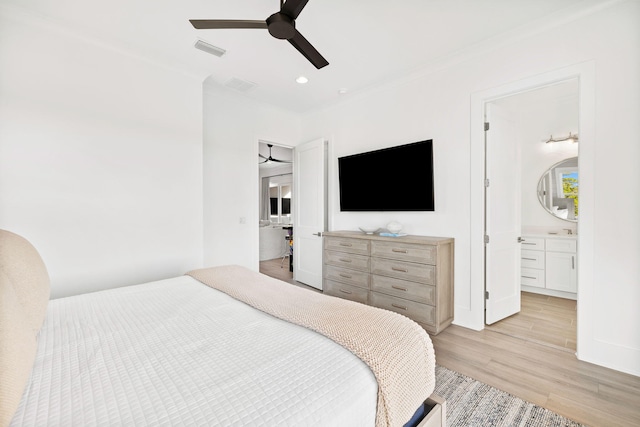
<box><xmin>202</xmin><ymin>80</ymin><xmax>300</xmax><ymax>270</ymax></box>
<box><xmin>503</xmin><ymin>90</ymin><xmax>580</xmax><ymax>231</ymax></box>
<box><xmin>0</xmin><ymin>9</ymin><xmax>203</xmax><ymax>298</ymax></box>
<box><xmin>297</xmin><ymin>0</ymin><xmax>640</xmax><ymax>375</ymax></box>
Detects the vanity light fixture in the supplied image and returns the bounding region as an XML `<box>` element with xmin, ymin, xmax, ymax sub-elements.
<box><xmin>543</xmin><ymin>132</ymin><xmax>579</xmax><ymax>144</ymax></box>
<box><xmin>296</xmin><ymin>76</ymin><xmax>309</xmax><ymax>84</ymax></box>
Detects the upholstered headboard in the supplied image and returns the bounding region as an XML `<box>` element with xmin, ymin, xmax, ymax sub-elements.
<box><xmin>0</xmin><ymin>230</ymin><xmax>50</xmax><ymax>427</ymax></box>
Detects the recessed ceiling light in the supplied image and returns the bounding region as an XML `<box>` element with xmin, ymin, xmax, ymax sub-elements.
<box><xmin>338</xmin><ymin>88</ymin><xmax>348</xmax><ymax>94</ymax></box>
<box><xmin>296</xmin><ymin>76</ymin><xmax>309</xmax><ymax>84</ymax></box>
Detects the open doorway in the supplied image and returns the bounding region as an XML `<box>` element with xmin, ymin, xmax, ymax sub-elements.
<box><xmin>258</xmin><ymin>141</ymin><xmax>295</xmax><ymax>284</ymax></box>
<box><xmin>484</xmin><ymin>80</ymin><xmax>579</xmax><ymax>352</ymax></box>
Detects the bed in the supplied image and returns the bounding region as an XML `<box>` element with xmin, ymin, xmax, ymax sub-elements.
<box><xmin>0</xmin><ymin>229</ymin><xmax>444</xmax><ymax>427</ymax></box>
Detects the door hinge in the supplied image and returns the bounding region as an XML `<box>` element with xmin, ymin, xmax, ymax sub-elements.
<box><xmin>484</xmin><ymin>122</ymin><xmax>490</xmax><ymax>131</ymax></box>
<box><xmin>484</xmin><ymin>235</ymin><xmax>490</xmax><ymax>244</ymax></box>
<box><xmin>484</xmin><ymin>178</ymin><xmax>490</xmax><ymax>187</ymax></box>
<box><xmin>485</xmin><ymin>291</ymin><xmax>490</xmax><ymax>300</ymax></box>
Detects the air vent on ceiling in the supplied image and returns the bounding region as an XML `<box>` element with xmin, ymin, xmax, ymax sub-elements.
<box><xmin>224</xmin><ymin>77</ymin><xmax>257</xmax><ymax>93</ymax></box>
<box><xmin>194</xmin><ymin>39</ymin><xmax>226</xmax><ymax>57</ymax></box>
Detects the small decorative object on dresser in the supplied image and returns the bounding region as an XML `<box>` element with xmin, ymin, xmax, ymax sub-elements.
<box><xmin>358</xmin><ymin>226</ymin><xmax>380</xmax><ymax>235</ymax></box>
<box><xmin>386</xmin><ymin>221</ymin><xmax>403</xmax><ymax>234</ymax></box>
<box><xmin>323</xmin><ymin>231</ymin><xmax>454</xmax><ymax>335</ymax></box>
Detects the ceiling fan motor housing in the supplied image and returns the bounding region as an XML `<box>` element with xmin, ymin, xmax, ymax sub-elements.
<box><xmin>267</xmin><ymin>13</ymin><xmax>296</xmax><ymax>39</ymax></box>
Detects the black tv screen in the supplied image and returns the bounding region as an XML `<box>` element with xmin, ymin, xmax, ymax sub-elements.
<box><xmin>338</xmin><ymin>140</ymin><xmax>434</xmax><ymax>211</ymax></box>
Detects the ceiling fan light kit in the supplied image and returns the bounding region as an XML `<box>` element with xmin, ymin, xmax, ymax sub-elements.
<box><xmin>190</xmin><ymin>0</ymin><xmax>328</xmax><ymax>69</ymax></box>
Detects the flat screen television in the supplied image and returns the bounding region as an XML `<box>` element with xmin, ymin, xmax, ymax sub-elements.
<box><xmin>338</xmin><ymin>140</ymin><xmax>434</xmax><ymax>211</ymax></box>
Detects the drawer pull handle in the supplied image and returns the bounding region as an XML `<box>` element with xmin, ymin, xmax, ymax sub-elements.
<box><xmin>339</xmin><ymin>258</ymin><xmax>352</xmax><ymax>263</ymax></box>
<box><xmin>392</xmin><ymin>303</ymin><xmax>408</xmax><ymax>311</ymax></box>
<box><xmin>339</xmin><ymin>289</ymin><xmax>352</xmax><ymax>295</ymax></box>
<box><xmin>522</xmin><ymin>257</ymin><xmax>536</xmax><ymax>261</ymax></box>
<box><xmin>391</xmin><ymin>285</ymin><xmax>407</xmax><ymax>291</ymax></box>
<box><xmin>339</xmin><ymin>273</ymin><xmax>352</xmax><ymax>279</ymax></box>
<box><xmin>339</xmin><ymin>243</ymin><xmax>353</xmax><ymax>247</ymax></box>
<box><xmin>391</xmin><ymin>267</ymin><xmax>408</xmax><ymax>273</ymax></box>
<box><xmin>572</xmin><ymin>256</ymin><xmax>575</xmax><ymax>269</ymax></box>
<box><xmin>522</xmin><ymin>275</ymin><xmax>537</xmax><ymax>280</ymax></box>
<box><xmin>522</xmin><ymin>242</ymin><xmax>536</xmax><ymax>245</ymax></box>
<box><xmin>392</xmin><ymin>249</ymin><xmax>408</xmax><ymax>253</ymax></box>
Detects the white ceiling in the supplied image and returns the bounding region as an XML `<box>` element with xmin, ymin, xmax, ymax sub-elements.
<box><xmin>3</xmin><ymin>0</ymin><xmax>608</xmax><ymax>113</ymax></box>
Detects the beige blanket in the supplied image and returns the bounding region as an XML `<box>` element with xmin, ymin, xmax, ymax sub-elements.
<box><xmin>187</xmin><ymin>265</ymin><xmax>436</xmax><ymax>427</ymax></box>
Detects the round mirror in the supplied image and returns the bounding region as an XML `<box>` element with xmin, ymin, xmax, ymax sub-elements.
<box><xmin>537</xmin><ymin>157</ymin><xmax>578</xmax><ymax>222</ymax></box>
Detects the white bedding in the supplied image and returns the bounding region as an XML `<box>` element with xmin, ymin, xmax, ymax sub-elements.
<box><xmin>11</xmin><ymin>276</ymin><xmax>378</xmax><ymax>426</ymax></box>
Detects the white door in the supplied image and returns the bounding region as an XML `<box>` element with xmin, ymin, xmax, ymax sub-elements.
<box><xmin>485</xmin><ymin>102</ymin><xmax>522</xmax><ymax>324</ymax></box>
<box><xmin>293</xmin><ymin>138</ymin><xmax>327</xmax><ymax>289</ymax></box>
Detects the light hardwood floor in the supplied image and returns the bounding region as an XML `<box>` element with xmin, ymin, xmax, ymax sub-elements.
<box><xmin>432</xmin><ymin>325</ymin><xmax>640</xmax><ymax>426</ymax></box>
<box><xmin>486</xmin><ymin>292</ymin><xmax>577</xmax><ymax>351</ymax></box>
<box><xmin>259</xmin><ymin>257</ymin><xmax>295</xmax><ymax>283</ymax></box>
<box><xmin>259</xmin><ymin>264</ymin><xmax>640</xmax><ymax>426</ymax></box>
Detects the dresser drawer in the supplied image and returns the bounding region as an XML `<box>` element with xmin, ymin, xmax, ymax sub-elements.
<box><xmin>521</xmin><ymin>267</ymin><xmax>545</xmax><ymax>288</ymax></box>
<box><xmin>546</xmin><ymin>238</ymin><xmax>577</xmax><ymax>253</ymax></box>
<box><xmin>371</xmin><ymin>241</ymin><xmax>436</xmax><ymax>264</ymax></box>
<box><xmin>371</xmin><ymin>258</ymin><xmax>435</xmax><ymax>285</ymax></box>
<box><xmin>324</xmin><ymin>265</ymin><xmax>370</xmax><ymax>289</ymax></box>
<box><xmin>324</xmin><ymin>250</ymin><xmax>370</xmax><ymax>272</ymax></box>
<box><xmin>520</xmin><ymin>237</ymin><xmax>544</xmax><ymax>251</ymax></box>
<box><xmin>370</xmin><ymin>292</ymin><xmax>435</xmax><ymax>326</ymax></box>
<box><xmin>324</xmin><ymin>280</ymin><xmax>369</xmax><ymax>304</ymax></box>
<box><xmin>521</xmin><ymin>250</ymin><xmax>544</xmax><ymax>269</ymax></box>
<box><xmin>324</xmin><ymin>237</ymin><xmax>370</xmax><ymax>255</ymax></box>
<box><xmin>371</xmin><ymin>275</ymin><xmax>435</xmax><ymax>305</ymax></box>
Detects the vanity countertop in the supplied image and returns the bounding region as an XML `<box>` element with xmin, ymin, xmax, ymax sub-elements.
<box><xmin>522</xmin><ymin>232</ymin><xmax>576</xmax><ymax>239</ymax></box>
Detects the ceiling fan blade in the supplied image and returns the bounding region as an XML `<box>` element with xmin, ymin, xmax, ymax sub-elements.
<box><xmin>281</xmin><ymin>0</ymin><xmax>309</xmax><ymax>19</ymax></box>
<box><xmin>190</xmin><ymin>19</ymin><xmax>267</xmax><ymax>30</ymax></box>
<box><xmin>271</xmin><ymin>158</ymin><xmax>292</xmax><ymax>163</ymax></box>
<box><xmin>288</xmin><ymin>30</ymin><xmax>329</xmax><ymax>69</ymax></box>
<box><xmin>259</xmin><ymin>154</ymin><xmax>268</xmax><ymax>159</ymax></box>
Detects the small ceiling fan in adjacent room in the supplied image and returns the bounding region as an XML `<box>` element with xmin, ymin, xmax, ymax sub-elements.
<box><xmin>190</xmin><ymin>0</ymin><xmax>329</xmax><ymax>69</ymax></box>
<box><xmin>259</xmin><ymin>144</ymin><xmax>292</xmax><ymax>164</ymax></box>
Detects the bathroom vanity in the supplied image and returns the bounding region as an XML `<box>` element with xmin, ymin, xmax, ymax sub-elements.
<box><xmin>521</xmin><ymin>233</ymin><xmax>577</xmax><ymax>299</ymax></box>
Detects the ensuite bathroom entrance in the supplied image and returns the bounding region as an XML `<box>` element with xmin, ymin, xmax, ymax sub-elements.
<box><xmin>484</xmin><ymin>79</ymin><xmax>579</xmax><ymax>352</ymax></box>
<box><xmin>258</xmin><ymin>141</ymin><xmax>295</xmax><ymax>284</ymax></box>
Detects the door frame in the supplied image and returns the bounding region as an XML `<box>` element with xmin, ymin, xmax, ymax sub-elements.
<box><xmin>257</xmin><ymin>139</ymin><xmax>295</xmax><ymax>263</ymax></box>
<box><xmin>469</xmin><ymin>62</ymin><xmax>595</xmax><ymax>361</ymax></box>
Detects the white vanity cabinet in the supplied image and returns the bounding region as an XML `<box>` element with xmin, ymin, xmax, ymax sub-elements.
<box><xmin>521</xmin><ymin>235</ymin><xmax>577</xmax><ymax>298</ymax></box>
<box><xmin>545</xmin><ymin>239</ymin><xmax>577</xmax><ymax>293</ymax></box>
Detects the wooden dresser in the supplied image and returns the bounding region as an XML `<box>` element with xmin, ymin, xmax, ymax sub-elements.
<box><xmin>323</xmin><ymin>231</ymin><xmax>454</xmax><ymax>335</ymax></box>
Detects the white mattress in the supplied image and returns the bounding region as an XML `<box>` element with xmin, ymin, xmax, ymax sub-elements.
<box><xmin>11</xmin><ymin>276</ymin><xmax>377</xmax><ymax>426</ymax></box>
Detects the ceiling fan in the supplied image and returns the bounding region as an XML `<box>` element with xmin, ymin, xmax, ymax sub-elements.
<box><xmin>190</xmin><ymin>0</ymin><xmax>329</xmax><ymax>69</ymax></box>
<box><xmin>259</xmin><ymin>144</ymin><xmax>292</xmax><ymax>164</ymax></box>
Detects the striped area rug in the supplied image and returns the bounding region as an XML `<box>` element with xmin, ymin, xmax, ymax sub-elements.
<box><xmin>434</xmin><ymin>365</ymin><xmax>586</xmax><ymax>427</ymax></box>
